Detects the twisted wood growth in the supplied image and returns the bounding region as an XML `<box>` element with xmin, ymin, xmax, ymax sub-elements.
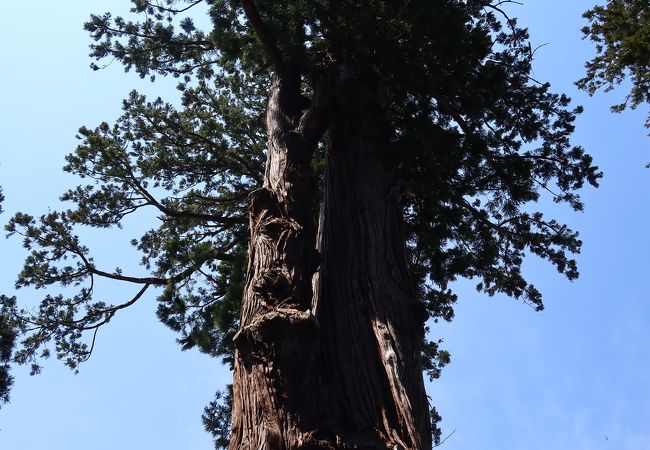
<box><xmin>230</xmin><ymin>76</ymin><xmax>325</xmax><ymax>449</ymax></box>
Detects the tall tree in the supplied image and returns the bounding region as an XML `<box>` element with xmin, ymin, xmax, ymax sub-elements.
<box><xmin>579</xmin><ymin>0</ymin><xmax>650</xmax><ymax>128</ymax></box>
<box><xmin>1</xmin><ymin>1</ymin><xmax>600</xmax><ymax>448</ymax></box>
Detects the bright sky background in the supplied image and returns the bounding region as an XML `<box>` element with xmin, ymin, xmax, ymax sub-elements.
<box><xmin>0</xmin><ymin>1</ymin><xmax>648</xmax><ymax>449</ymax></box>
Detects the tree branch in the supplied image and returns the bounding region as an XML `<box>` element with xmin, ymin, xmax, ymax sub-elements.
<box><xmin>140</xmin><ymin>0</ymin><xmax>205</xmax><ymax>14</ymax></box>
<box><xmin>111</xmin><ymin>149</ymin><xmax>247</xmax><ymax>225</ymax></box>
<box><xmin>434</xmin><ymin>428</ymin><xmax>456</xmax><ymax>447</ymax></box>
<box><xmin>86</xmin><ymin>254</ymin><xmax>230</xmax><ymax>286</ymax></box>
<box><xmin>240</xmin><ymin>0</ymin><xmax>286</xmax><ymax>74</ymax></box>
<box><xmin>482</xmin><ymin>1</ymin><xmax>522</xmax><ymax>33</ymax></box>
<box><xmin>297</xmin><ymin>64</ymin><xmax>335</xmax><ymax>144</ymax></box>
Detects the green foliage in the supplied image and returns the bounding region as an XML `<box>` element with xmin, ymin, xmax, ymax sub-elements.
<box><xmin>202</xmin><ymin>385</ymin><xmax>233</xmax><ymax>449</ymax></box>
<box><xmin>157</xmin><ymin>244</ymin><xmax>245</xmax><ymax>366</ymax></box>
<box><xmin>579</xmin><ymin>0</ymin><xmax>650</xmax><ymax>127</ymax></box>
<box><xmin>0</xmin><ymin>296</ymin><xmax>18</xmax><ymax>406</ymax></box>
<box><xmin>4</xmin><ymin>0</ymin><xmax>601</xmax><ymax>443</ymax></box>
<box><xmin>429</xmin><ymin>405</ymin><xmax>444</xmax><ymax>446</ymax></box>
<box><xmin>0</xmin><ymin>194</ymin><xmax>13</xmax><ymax>409</ymax></box>
<box><xmin>389</xmin><ymin>5</ymin><xmax>600</xmax><ymax>316</ymax></box>
<box><xmin>422</xmin><ymin>338</ymin><xmax>451</xmax><ymax>382</ymax></box>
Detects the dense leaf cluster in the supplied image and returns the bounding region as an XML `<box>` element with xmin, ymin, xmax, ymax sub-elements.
<box><xmin>202</xmin><ymin>386</ymin><xmax>233</xmax><ymax>448</ymax></box>
<box><xmin>386</xmin><ymin>5</ymin><xmax>600</xmax><ymax>319</ymax></box>
<box><xmin>1</xmin><ymin>0</ymin><xmax>600</xmax><ymax>445</ymax></box>
<box><xmin>0</xmin><ymin>192</ymin><xmax>10</xmax><ymax>405</ymax></box>
<box><xmin>0</xmin><ymin>296</ymin><xmax>17</xmax><ymax>405</ymax></box>
<box><xmin>579</xmin><ymin>0</ymin><xmax>650</xmax><ymax>127</ymax></box>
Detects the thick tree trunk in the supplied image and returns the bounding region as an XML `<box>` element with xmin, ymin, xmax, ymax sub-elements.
<box><xmin>230</xmin><ymin>69</ymin><xmax>430</xmax><ymax>450</ymax></box>
<box><xmin>313</xmin><ymin>70</ymin><xmax>431</xmax><ymax>449</ymax></box>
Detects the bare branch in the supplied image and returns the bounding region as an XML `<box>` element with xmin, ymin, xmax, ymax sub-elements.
<box><xmin>482</xmin><ymin>1</ymin><xmax>522</xmax><ymax>33</ymax></box>
<box><xmin>434</xmin><ymin>429</ymin><xmax>456</xmax><ymax>448</ymax></box>
<box><xmin>141</xmin><ymin>0</ymin><xmax>205</xmax><ymax>14</ymax></box>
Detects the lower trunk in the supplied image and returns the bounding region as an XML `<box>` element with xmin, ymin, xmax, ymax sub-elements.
<box><xmin>312</xmin><ymin>71</ymin><xmax>431</xmax><ymax>449</ymax></box>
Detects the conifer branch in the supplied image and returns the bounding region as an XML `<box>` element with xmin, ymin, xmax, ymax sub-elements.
<box><xmin>240</xmin><ymin>0</ymin><xmax>286</xmax><ymax>74</ymax></box>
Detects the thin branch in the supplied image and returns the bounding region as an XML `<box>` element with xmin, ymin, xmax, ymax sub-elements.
<box><xmin>434</xmin><ymin>428</ymin><xmax>456</xmax><ymax>448</ymax></box>
<box><xmin>78</xmin><ymin>283</ymin><xmax>151</xmax><ymax>330</ymax></box>
<box><xmin>482</xmin><ymin>1</ymin><xmax>522</xmax><ymax>33</ymax></box>
<box><xmin>433</xmin><ymin>95</ymin><xmax>472</xmax><ymax>134</ymax></box>
<box><xmin>81</xmin><ymin>327</ymin><xmax>100</xmax><ymax>362</ymax></box>
<box><xmin>136</xmin><ymin>111</ymin><xmax>264</xmax><ymax>185</ymax></box>
<box><xmin>142</xmin><ymin>0</ymin><xmax>204</xmax><ymax>14</ymax></box>
<box><xmin>531</xmin><ymin>177</ymin><xmax>561</xmax><ymax>199</ymax></box>
<box><xmin>92</xmin><ymin>23</ymin><xmax>213</xmax><ymax>49</ymax></box>
<box><xmin>531</xmin><ymin>42</ymin><xmax>549</xmax><ymax>59</ymax></box>
<box><xmin>110</xmin><ymin>148</ymin><xmax>247</xmax><ymax>225</ymax></box>
<box><xmin>459</xmin><ymin>198</ymin><xmax>514</xmax><ymax>239</ymax></box>
<box><xmin>87</xmin><ymin>256</ymin><xmax>227</xmax><ymax>286</ymax></box>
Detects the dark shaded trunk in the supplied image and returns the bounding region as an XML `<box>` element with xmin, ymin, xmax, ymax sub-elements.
<box><xmin>230</xmin><ymin>69</ymin><xmax>430</xmax><ymax>450</ymax></box>
<box><xmin>312</xmin><ymin>70</ymin><xmax>431</xmax><ymax>449</ymax></box>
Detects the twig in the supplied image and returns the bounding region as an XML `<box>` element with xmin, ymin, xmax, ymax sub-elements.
<box><xmin>434</xmin><ymin>428</ymin><xmax>457</xmax><ymax>447</ymax></box>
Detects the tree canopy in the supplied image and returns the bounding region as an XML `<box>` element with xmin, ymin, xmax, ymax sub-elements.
<box><xmin>579</xmin><ymin>0</ymin><xmax>650</xmax><ymax>128</ymax></box>
<box><xmin>1</xmin><ymin>1</ymin><xmax>601</xmax><ymax>447</ymax></box>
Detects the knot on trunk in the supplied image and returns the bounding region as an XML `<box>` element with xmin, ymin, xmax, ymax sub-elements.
<box><xmin>253</xmin><ymin>268</ymin><xmax>292</xmax><ymax>302</ymax></box>
<box><xmin>261</xmin><ymin>216</ymin><xmax>302</xmax><ymax>241</ymax></box>
<box><xmin>248</xmin><ymin>187</ymin><xmax>279</xmax><ymax>220</ymax></box>
<box><xmin>232</xmin><ymin>308</ymin><xmax>319</xmax><ymax>356</ymax></box>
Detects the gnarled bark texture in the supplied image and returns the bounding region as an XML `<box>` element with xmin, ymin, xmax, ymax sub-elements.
<box><xmin>230</xmin><ymin>75</ymin><xmax>323</xmax><ymax>449</ymax></box>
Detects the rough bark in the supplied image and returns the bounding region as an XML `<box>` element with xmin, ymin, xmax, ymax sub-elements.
<box><xmin>230</xmin><ymin>75</ymin><xmax>323</xmax><ymax>449</ymax></box>
<box><xmin>313</xmin><ymin>68</ymin><xmax>431</xmax><ymax>449</ymax></box>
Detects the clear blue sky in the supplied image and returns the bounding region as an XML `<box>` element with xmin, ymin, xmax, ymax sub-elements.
<box><xmin>0</xmin><ymin>1</ymin><xmax>648</xmax><ymax>449</ymax></box>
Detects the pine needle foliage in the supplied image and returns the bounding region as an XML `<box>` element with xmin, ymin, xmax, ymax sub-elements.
<box><xmin>579</xmin><ymin>0</ymin><xmax>650</xmax><ymax>128</ymax></box>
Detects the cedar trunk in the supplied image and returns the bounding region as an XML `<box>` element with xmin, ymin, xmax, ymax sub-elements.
<box><xmin>230</xmin><ymin>75</ymin><xmax>322</xmax><ymax>449</ymax></box>
<box><xmin>230</xmin><ymin>69</ymin><xmax>430</xmax><ymax>450</ymax></box>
